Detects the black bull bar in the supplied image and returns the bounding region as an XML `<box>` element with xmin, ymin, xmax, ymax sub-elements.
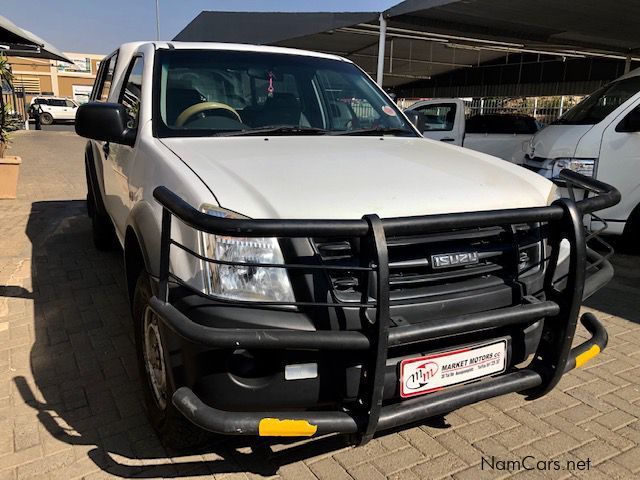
<box><xmin>149</xmin><ymin>170</ymin><xmax>620</xmax><ymax>444</ymax></box>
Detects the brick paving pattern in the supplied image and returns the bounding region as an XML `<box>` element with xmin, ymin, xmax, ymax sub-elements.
<box><xmin>0</xmin><ymin>130</ymin><xmax>639</xmax><ymax>479</ymax></box>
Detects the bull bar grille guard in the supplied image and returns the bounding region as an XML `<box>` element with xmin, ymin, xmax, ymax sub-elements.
<box><xmin>149</xmin><ymin>169</ymin><xmax>620</xmax><ymax>444</ymax></box>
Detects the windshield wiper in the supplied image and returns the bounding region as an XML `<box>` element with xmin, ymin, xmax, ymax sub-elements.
<box><xmin>330</xmin><ymin>127</ymin><xmax>414</xmax><ymax>136</ymax></box>
<box><xmin>215</xmin><ymin>125</ymin><xmax>329</xmax><ymax>137</ymax></box>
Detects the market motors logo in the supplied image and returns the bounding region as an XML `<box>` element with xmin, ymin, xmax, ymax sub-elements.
<box><xmin>404</xmin><ymin>361</ymin><xmax>438</xmax><ymax>391</ymax></box>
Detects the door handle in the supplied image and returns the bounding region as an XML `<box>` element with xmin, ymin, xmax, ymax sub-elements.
<box><xmin>440</xmin><ymin>138</ymin><xmax>455</xmax><ymax>142</ymax></box>
<box><xmin>103</xmin><ymin>142</ymin><xmax>110</xmax><ymax>156</ymax></box>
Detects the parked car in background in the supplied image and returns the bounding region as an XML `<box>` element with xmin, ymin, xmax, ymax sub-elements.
<box><xmin>464</xmin><ymin>113</ymin><xmax>543</xmax><ymax>162</ymax></box>
<box><xmin>522</xmin><ymin>67</ymin><xmax>640</xmax><ymax>247</ymax></box>
<box><xmin>75</xmin><ymin>41</ymin><xmax>618</xmax><ymax>448</ymax></box>
<box><xmin>405</xmin><ymin>98</ymin><xmax>465</xmax><ymax>145</ymax></box>
<box><xmin>405</xmin><ymin>100</ymin><xmax>543</xmax><ymax>161</ymax></box>
<box><xmin>29</xmin><ymin>96</ymin><xmax>79</xmax><ymax>125</ymax></box>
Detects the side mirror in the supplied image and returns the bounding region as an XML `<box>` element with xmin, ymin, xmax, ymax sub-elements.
<box><xmin>405</xmin><ymin>110</ymin><xmax>425</xmax><ymax>133</ymax></box>
<box><xmin>75</xmin><ymin>102</ymin><xmax>135</xmax><ymax>146</ymax></box>
<box><xmin>616</xmin><ymin>107</ymin><xmax>640</xmax><ymax>132</ymax></box>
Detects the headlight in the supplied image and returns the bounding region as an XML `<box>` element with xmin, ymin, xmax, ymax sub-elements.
<box><xmin>200</xmin><ymin>205</ymin><xmax>295</xmax><ymax>303</ymax></box>
<box><xmin>546</xmin><ymin>185</ymin><xmax>561</xmax><ymax>204</ymax></box>
<box><xmin>551</xmin><ymin>158</ymin><xmax>595</xmax><ymax>178</ymax></box>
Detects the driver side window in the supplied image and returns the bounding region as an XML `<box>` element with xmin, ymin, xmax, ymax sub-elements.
<box><xmin>120</xmin><ymin>56</ymin><xmax>144</xmax><ymax>130</ymax></box>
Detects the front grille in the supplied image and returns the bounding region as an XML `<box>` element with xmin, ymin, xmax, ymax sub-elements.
<box><xmin>313</xmin><ymin>223</ymin><xmax>543</xmax><ymax>316</ymax></box>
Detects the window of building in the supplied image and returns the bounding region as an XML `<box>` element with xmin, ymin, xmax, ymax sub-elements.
<box><xmin>13</xmin><ymin>76</ymin><xmax>41</xmax><ymax>95</ymax></box>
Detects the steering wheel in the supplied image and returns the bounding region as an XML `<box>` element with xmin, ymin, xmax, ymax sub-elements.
<box><xmin>175</xmin><ymin>102</ymin><xmax>242</xmax><ymax>127</ymax></box>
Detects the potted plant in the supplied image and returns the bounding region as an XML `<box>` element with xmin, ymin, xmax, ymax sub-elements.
<box><xmin>0</xmin><ymin>53</ymin><xmax>21</xmax><ymax>199</ymax></box>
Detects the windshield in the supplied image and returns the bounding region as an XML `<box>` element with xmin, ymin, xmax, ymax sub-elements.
<box><xmin>555</xmin><ymin>76</ymin><xmax>640</xmax><ymax>125</ymax></box>
<box><xmin>154</xmin><ymin>49</ymin><xmax>415</xmax><ymax>137</ymax></box>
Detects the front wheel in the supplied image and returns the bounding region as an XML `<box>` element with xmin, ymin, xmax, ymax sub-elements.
<box><xmin>39</xmin><ymin>112</ymin><xmax>53</xmax><ymax>125</ymax></box>
<box><xmin>132</xmin><ymin>272</ymin><xmax>209</xmax><ymax>449</ymax></box>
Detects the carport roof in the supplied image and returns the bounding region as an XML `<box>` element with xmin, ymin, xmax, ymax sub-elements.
<box><xmin>0</xmin><ymin>14</ymin><xmax>72</xmax><ymax>63</ymax></box>
<box><xmin>174</xmin><ymin>11</ymin><xmax>506</xmax><ymax>87</ymax></box>
<box><xmin>174</xmin><ymin>2</ymin><xmax>640</xmax><ymax>88</ymax></box>
<box><xmin>386</xmin><ymin>0</ymin><xmax>640</xmax><ymax>54</ymax></box>
<box><xmin>174</xmin><ymin>12</ymin><xmax>380</xmax><ymax>45</ymax></box>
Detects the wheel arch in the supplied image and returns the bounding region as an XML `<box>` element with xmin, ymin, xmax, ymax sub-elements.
<box><xmin>84</xmin><ymin>142</ymin><xmax>108</xmax><ymax>218</ymax></box>
<box><xmin>622</xmin><ymin>200</ymin><xmax>640</xmax><ymax>235</ymax></box>
<box><xmin>125</xmin><ymin>201</ymin><xmax>162</xmax><ymax>304</ymax></box>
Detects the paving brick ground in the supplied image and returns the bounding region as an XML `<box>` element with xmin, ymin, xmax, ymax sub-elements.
<box><xmin>1</xmin><ymin>130</ymin><xmax>639</xmax><ymax>479</ymax></box>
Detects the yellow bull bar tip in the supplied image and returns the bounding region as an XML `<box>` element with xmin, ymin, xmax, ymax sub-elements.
<box><xmin>575</xmin><ymin>345</ymin><xmax>601</xmax><ymax>368</ymax></box>
<box><xmin>258</xmin><ymin>418</ymin><xmax>318</xmax><ymax>437</ymax></box>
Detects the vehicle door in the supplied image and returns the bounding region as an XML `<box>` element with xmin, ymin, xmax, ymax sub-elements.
<box><xmin>37</xmin><ymin>99</ymin><xmax>53</xmax><ymax>116</ymax></box>
<box><xmin>101</xmin><ymin>55</ymin><xmax>144</xmax><ymax>236</ymax></box>
<box><xmin>47</xmin><ymin>99</ymin><xmax>67</xmax><ymax>119</ymax></box>
<box><xmin>463</xmin><ymin>115</ymin><xmax>538</xmax><ymax>162</ymax></box>
<box><xmin>406</xmin><ymin>98</ymin><xmax>465</xmax><ymax>145</ymax></box>
<box><xmin>64</xmin><ymin>99</ymin><xmax>78</xmax><ymax>120</ymax></box>
<box><xmin>90</xmin><ymin>53</ymin><xmax>122</xmax><ymax>232</ymax></box>
<box><xmin>595</xmin><ymin>99</ymin><xmax>640</xmax><ymax>226</ymax></box>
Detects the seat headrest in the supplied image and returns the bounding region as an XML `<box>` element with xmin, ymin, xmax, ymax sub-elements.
<box><xmin>264</xmin><ymin>93</ymin><xmax>300</xmax><ymax>109</ymax></box>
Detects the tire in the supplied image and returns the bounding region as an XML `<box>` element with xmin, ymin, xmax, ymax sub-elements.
<box><xmin>40</xmin><ymin>112</ymin><xmax>53</xmax><ymax>125</ymax></box>
<box><xmin>132</xmin><ymin>272</ymin><xmax>209</xmax><ymax>449</ymax></box>
<box><xmin>86</xmin><ymin>166</ymin><xmax>117</xmax><ymax>251</ymax></box>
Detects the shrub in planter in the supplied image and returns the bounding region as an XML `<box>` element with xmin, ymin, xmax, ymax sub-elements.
<box><xmin>0</xmin><ymin>53</ymin><xmax>21</xmax><ymax>199</ymax></box>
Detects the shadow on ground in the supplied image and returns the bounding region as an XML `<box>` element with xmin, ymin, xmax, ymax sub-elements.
<box><xmin>584</xmin><ymin>237</ymin><xmax>640</xmax><ymax>324</ymax></box>
<box><xmin>11</xmin><ymin>199</ymin><xmax>362</xmax><ymax>477</ymax></box>
<box><xmin>9</xmin><ymin>200</ymin><xmax>637</xmax><ymax>477</ymax></box>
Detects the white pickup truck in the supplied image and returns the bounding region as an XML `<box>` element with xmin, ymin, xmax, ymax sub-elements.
<box><xmin>75</xmin><ymin>41</ymin><xmax>619</xmax><ymax>447</ymax></box>
<box><xmin>405</xmin><ymin>99</ymin><xmax>541</xmax><ymax>162</ymax></box>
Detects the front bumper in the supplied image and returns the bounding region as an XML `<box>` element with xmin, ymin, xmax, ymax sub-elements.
<box><xmin>151</xmin><ymin>303</ymin><xmax>608</xmax><ymax>437</ymax></box>
<box><xmin>150</xmin><ymin>170</ymin><xmax>620</xmax><ymax>444</ymax></box>
<box><xmin>179</xmin><ymin>314</ymin><xmax>605</xmax><ymax>436</ymax></box>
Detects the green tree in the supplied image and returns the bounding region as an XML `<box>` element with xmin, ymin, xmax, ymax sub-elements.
<box><xmin>0</xmin><ymin>53</ymin><xmax>15</xmax><ymax>158</ymax></box>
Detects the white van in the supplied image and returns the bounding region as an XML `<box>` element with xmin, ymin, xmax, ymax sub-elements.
<box><xmin>522</xmin><ymin>69</ymin><xmax>640</xmax><ymax>244</ymax></box>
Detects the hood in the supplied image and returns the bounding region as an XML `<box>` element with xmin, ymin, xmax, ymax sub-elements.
<box><xmin>161</xmin><ymin>136</ymin><xmax>555</xmax><ymax>219</ymax></box>
<box><xmin>529</xmin><ymin>124</ymin><xmax>594</xmax><ymax>159</ymax></box>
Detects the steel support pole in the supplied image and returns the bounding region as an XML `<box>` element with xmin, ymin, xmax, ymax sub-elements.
<box><xmin>155</xmin><ymin>0</ymin><xmax>161</xmax><ymax>40</ymax></box>
<box><xmin>625</xmin><ymin>55</ymin><xmax>632</xmax><ymax>74</ymax></box>
<box><xmin>376</xmin><ymin>13</ymin><xmax>387</xmax><ymax>86</ymax></box>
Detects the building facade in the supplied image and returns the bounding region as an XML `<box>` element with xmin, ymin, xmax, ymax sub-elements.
<box><xmin>7</xmin><ymin>52</ymin><xmax>104</xmax><ymax>105</ymax></box>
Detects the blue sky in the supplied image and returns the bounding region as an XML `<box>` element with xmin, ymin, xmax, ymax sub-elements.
<box><xmin>3</xmin><ymin>0</ymin><xmax>399</xmax><ymax>54</ymax></box>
